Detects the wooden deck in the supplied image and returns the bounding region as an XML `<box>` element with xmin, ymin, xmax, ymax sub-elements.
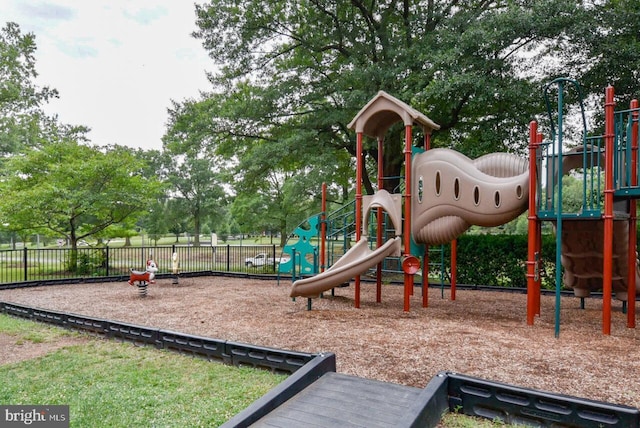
<box><xmin>251</xmin><ymin>372</ymin><xmax>423</xmax><ymax>427</ymax></box>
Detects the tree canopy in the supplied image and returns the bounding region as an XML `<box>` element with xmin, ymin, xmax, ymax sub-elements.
<box><xmin>190</xmin><ymin>1</ymin><xmax>588</xmax><ymax>168</ymax></box>
<box><xmin>4</xmin><ymin>0</ymin><xmax>640</xmax><ymax>248</ymax></box>
<box><xmin>162</xmin><ymin>0</ymin><xmax>622</xmax><ymax>237</ymax></box>
<box><xmin>0</xmin><ymin>139</ymin><xmax>163</xmax><ymax>252</ymax></box>
<box><xmin>166</xmin><ymin>154</ymin><xmax>227</xmax><ymax>245</ymax></box>
<box><xmin>0</xmin><ymin>22</ymin><xmax>170</xmax><ymax>252</ymax></box>
<box><xmin>0</xmin><ymin>22</ymin><xmax>59</xmax><ymax>155</ymax></box>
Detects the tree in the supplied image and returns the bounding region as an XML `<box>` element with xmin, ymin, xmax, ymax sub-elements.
<box><xmin>230</xmin><ymin>170</ymin><xmax>315</xmax><ymax>247</ymax></box>
<box><xmin>0</xmin><ymin>139</ymin><xmax>163</xmax><ymax>271</ymax></box>
<box><xmin>190</xmin><ymin>0</ymin><xmax>588</xmax><ymax>195</ymax></box>
<box><xmin>562</xmin><ymin>0</ymin><xmax>640</xmax><ymax>112</ymax></box>
<box><xmin>165</xmin><ymin>198</ymin><xmax>190</xmax><ymax>243</ymax></box>
<box><xmin>165</xmin><ymin>154</ymin><xmax>227</xmax><ymax>246</ymax></box>
<box><xmin>164</xmin><ymin>93</ymin><xmax>354</xmax><ymax>242</ymax></box>
<box><xmin>0</xmin><ymin>22</ymin><xmax>58</xmax><ymax>155</ymax></box>
<box><xmin>137</xmin><ymin>200</ymin><xmax>170</xmax><ymax>245</ymax></box>
<box><xmin>97</xmin><ymin>222</ymin><xmax>139</xmax><ymax>247</ymax></box>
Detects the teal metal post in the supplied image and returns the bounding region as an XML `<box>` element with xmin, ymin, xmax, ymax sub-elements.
<box><xmin>554</xmin><ymin>81</ymin><xmax>564</xmax><ymax>337</ymax></box>
<box><xmin>554</xmin><ymin>82</ymin><xmax>564</xmax><ymax>339</ymax></box>
<box><xmin>544</xmin><ymin>78</ymin><xmax>568</xmax><ymax>338</ymax></box>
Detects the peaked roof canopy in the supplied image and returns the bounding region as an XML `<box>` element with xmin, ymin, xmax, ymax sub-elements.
<box><xmin>347</xmin><ymin>90</ymin><xmax>440</xmax><ymax>139</ymax></box>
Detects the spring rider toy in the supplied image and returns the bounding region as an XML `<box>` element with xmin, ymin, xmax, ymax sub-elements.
<box><xmin>128</xmin><ymin>258</ymin><xmax>158</xmax><ymax>297</ymax></box>
<box><xmin>171</xmin><ymin>252</ymin><xmax>179</xmax><ymax>285</ymax></box>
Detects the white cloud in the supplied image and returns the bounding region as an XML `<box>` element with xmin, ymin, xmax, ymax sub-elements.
<box><xmin>123</xmin><ymin>5</ymin><xmax>168</xmax><ymax>26</ymax></box>
<box><xmin>3</xmin><ymin>0</ymin><xmax>212</xmax><ymax>150</ymax></box>
<box><xmin>15</xmin><ymin>1</ymin><xmax>75</xmax><ymax>27</ymax></box>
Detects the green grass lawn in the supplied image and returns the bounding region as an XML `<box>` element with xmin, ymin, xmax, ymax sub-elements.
<box><xmin>0</xmin><ymin>314</ymin><xmax>285</xmax><ymax>427</ymax></box>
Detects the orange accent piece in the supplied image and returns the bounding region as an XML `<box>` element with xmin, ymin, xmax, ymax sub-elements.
<box><xmin>402</xmin><ymin>256</ymin><xmax>420</xmax><ymax>275</ymax></box>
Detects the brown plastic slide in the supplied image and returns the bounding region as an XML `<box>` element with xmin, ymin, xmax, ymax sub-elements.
<box><xmin>289</xmin><ymin>236</ymin><xmax>401</xmax><ymax>298</ymax></box>
<box><xmin>411</xmin><ymin>148</ymin><xmax>530</xmax><ymax>245</ymax></box>
<box><xmin>290</xmin><ymin>189</ymin><xmax>403</xmax><ymax>298</ymax></box>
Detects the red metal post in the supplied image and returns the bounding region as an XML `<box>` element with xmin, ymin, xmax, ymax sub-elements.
<box><xmin>376</xmin><ymin>137</ymin><xmax>384</xmax><ymax>303</ymax></box>
<box><xmin>404</xmin><ymin>124</ymin><xmax>413</xmax><ymax>312</ymax></box>
<box><xmin>628</xmin><ymin>99</ymin><xmax>638</xmax><ymax>328</ymax></box>
<box><xmin>527</xmin><ymin>121</ymin><xmax>539</xmax><ymax>325</ymax></box>
<box><xmin>603</xmin><ymin>86</ymin><xmax>616</xmax><ymax>335</ymax></box>
<box><xmin>321</xmin><ymin>183</ymin><xmax>327</xmax><ymax>273</ymax></box>
<box><xmin>355</xmin><ymin>132</ymin><xmax>364</xmax><ymax>309</ymax></box>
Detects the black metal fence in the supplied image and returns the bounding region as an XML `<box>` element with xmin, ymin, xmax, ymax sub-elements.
<box><xmin>0</xmin><ymin>245</ymin><xmax>283</xmax><ymax>285</ymax></box>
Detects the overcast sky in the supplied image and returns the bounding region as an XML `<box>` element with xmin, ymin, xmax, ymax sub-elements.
<box><xmin>4</xmin><ymin>0</ymin><xmax>212</xmax><ymax>150</ymax></box>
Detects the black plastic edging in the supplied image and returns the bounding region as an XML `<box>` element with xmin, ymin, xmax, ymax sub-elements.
<box><xmin>225</xmin><ymin>340</ymin><xmax>312</xmax><ymax>375</ymax></box>
<box><xmin>399</xmin><ymin>371</ymin><xmax>450</xmax><ymax>428</ymax></box>
<box><xmin>0</xmin><ymin>301</ymin><xmax>315</xmax><ymax>375</ymax></box>
<box><xmin>107</xmin><ymin>320</ymin><xmax>161</xmax><ymax>347</ymax></box>
<box><xmin>159</xmin><ymin>329</ymin><xmax>228</xmax><ymax>363</ymax></box>
<box><xmin>219</xmin><ymin>352</ymin><xmax>337</xmax><ymax>428</ymax></box>
<box><xmin>446</xmin><ymin>371</ymin><xmax>640</xmax><ymax>427</ymax></box>
<box><xmin>31</xmin><ymin>307</ymin><xmax>67</xmax><ymax>327</ymax></box>
<box><xmin>66</xmin><ymin>314</ymin><xmax>110</xmax><ymax>335</ymax></box>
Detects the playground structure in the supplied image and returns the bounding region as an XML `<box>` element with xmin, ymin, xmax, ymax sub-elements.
<box><xmin>528</xmin><ymin>78</ymin><xmax>640</xmax><ymax>335</ymax></box>
<box><xmin>289</xmin><ymin>91</ymin><xmax>530</xmax><ymax>308</ymax></box>
<box><xmin>286</xmin><ymin>80</ymin><xmax>640</xmax><ymax>336</ymax></box>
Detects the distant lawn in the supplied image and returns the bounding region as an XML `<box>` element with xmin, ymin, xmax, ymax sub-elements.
<box><xmin>0</xmin><ymin>314</ymin><xmax>285</xmax><ymax>427</ymax></box>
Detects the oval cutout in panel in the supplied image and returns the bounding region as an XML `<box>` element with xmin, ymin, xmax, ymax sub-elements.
<box><xmin>454</xmin><ymin>178</ymin><xmax>460</xmax><ymax>200</ymax></box>
<box><xmin>435</xmin><ymin>171</ymin><xmax>441</xmax><ymax>196</ymax></box>
<box><xmin>473</xmin><ymin>186</ymin><xmax>480</xmax><ymax>205</ymax></box>
<box><xmin>516</xmin><ymin>185</ymin><xmax>523</xmax><ymax>199</ymax></box>
<box><xmin>494</xmin><ymin>191</ymin><xmax>501</xmax><ymax>208</ymax></box>
<box><xmin>418</xmin><ymin>176</ymin><xmax>424</xmax><ymax>203</ymax></box>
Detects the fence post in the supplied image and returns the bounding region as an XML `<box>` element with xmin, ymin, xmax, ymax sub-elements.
<box><xmin>271</xmin><ymin>244</ymin><xmax>276</xmax><ymax>271</ymax></box>
<box><xmin>105</xmin><ymin>246</ymin><xmax>110</xmax><ymax>277</ymax></box>
<box><xmin>226</xmin><ymin>245</ymin><xmax>230</xmax><ymax>271</ymax></box>
<box><xmin>23</xmin><ymin>247</ymin><xmax>28</xmax><ymax>282</ymax></box>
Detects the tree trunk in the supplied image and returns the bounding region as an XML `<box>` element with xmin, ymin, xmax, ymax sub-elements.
<box><xmin>280</xmin><ymin>218</ymin><xmax>288</xmax><ymax>248</ymax></box>
<box><xmin>382</xmin><ymin>131</ymin><xmax>404</xmax><ymax>193</ymax></box>
<box><xmin>67</xmin><ymin>231</ymin><xmax>79</xmax><ymax>273</ymax></box>
<box><xmin>193</xmin><ymin>214</ymin><xmax>201</xmax><ymax>247</ymax></box>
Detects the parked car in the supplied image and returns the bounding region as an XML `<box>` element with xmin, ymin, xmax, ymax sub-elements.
<box><xmin>245</xmin><ymin>253</ymin><xmax>290</xmax><ymax>267</ymax></box>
